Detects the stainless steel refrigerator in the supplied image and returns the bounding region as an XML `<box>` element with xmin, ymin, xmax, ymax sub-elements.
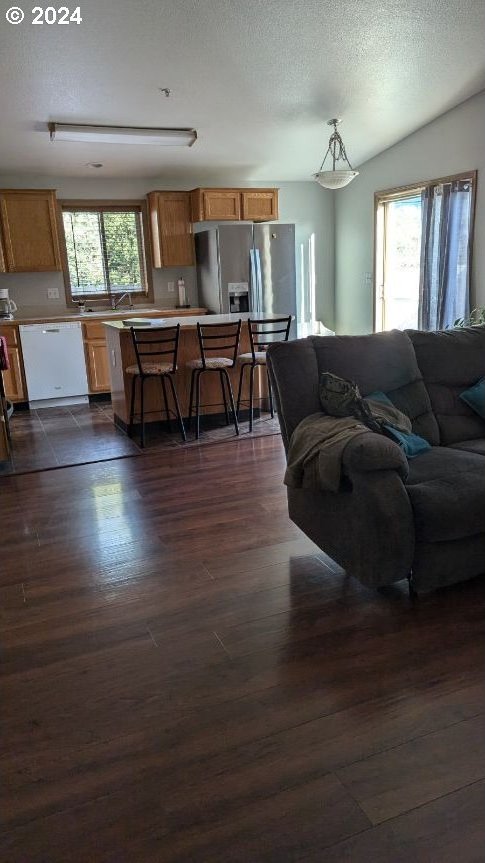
<box><xmin>195</xmin><ymin>224</ymin><xmax>297</xmax><ymax>337</ymax></box>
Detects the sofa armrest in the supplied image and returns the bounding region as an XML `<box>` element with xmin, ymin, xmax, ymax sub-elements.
<box><xmin>342</xmin><ymin>432</ymin><xmax>409</xmax><ymax>482</ymax></box>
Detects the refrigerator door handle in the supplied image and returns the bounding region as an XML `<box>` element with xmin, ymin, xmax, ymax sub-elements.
<box><xmin>249</xmin><ymin>248</ymin><xmax>258</xmax><ymax>314</ymax></box>
<box><xmin>250</xmin><ymin>248</ymin><xmax>263</xmax><ymax>315</ymax></box>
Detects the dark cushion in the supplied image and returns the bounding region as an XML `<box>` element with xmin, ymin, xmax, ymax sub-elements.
<box><xmin>405</xmin><ymin>447</ymin><xmax>485</xmax><ymax>542</ymax></box>
<box><xmin>450</xmin><ymin>439</ymin><xmax>485</xmax><ymax>456</ymax></box>
<box><xmin>310</xmin><ymin>330</ymin><xmax>439</xmax><ymax>444</ymax></box>
<box><xmin>407</xmin><ymin>326</ymin><xmax>485</xmax><ymax>445</ymax></box>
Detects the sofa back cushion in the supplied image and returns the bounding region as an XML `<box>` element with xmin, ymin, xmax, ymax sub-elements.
<box><xmin>266</xmin><ymin>337</ymin><xmax>321</xmax><ymax>449</ymax></box>
<box><xmin>268</xmin><ymin>329</ymin><xmax>439</xmax><ymax>448</ymax></box>
<box><xmin>407</xmin><ymin>326</ymin><xmax>485</xmax><ymax>445</ymax></box>
<box><xmin>309</xmin><ymin>330</ymin><xmax>439</xmax><ymax>444</ymax></box>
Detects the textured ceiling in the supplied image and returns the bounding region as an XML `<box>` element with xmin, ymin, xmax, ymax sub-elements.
<box><xmin>0</xmin><ymin>0</ymin><xmax>484</xmax><ymax>180</ymax></box>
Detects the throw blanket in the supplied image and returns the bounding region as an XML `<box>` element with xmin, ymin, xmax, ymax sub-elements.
<box><xmin>285</xmin><ymin>399</ymin><xmax>412</xmax><ymax>493</ymax></box>
<box><xmin>0</xmin><ymin>336</ymin><xmax>9</xmax><ymax>371</ymax></box>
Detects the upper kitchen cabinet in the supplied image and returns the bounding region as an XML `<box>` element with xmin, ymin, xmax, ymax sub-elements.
<box><xmin>191</xmin><ymin>188</ymin><xmax>241</xmax><ymax>222</ymax></box>
<box><xmin>147</xmin><ymin>191</ymin><xmax>195</xmax><ymax>268</ymax></box>
<box><xmin>241</xmin><ymin>190</ymin><xmax>279</xmax><ymax>222</ymax></box>
<box><xmin>0</xmin><ymin>190</ymin><xmax>62</xmax><ymax>272</ymax></box>
<box><xmin>190</xmin><ymin>188</ymin><xmax>279</xmax><ymax>222</ymax></box>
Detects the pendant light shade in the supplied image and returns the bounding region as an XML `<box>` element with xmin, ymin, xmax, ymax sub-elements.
<box><xmin>314</xmin><ymin>119</ymin><xmax>359</xmax><ymax>189</ymax></box>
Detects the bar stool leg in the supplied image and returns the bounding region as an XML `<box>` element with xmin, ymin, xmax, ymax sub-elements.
<box><xmin>236</xmin><ymin>363</ymin><xmax>246</xmax><ymax>420</ymax></box>
<box><xmin>140</xmin><ymin>376</ymin><xmax>146</xmax><ymax>448</ymax></box>
<box><xmin>248</xmin><ymin>363</ymin><xmax>256</xmax><ymax>432</ymax></box>
<box><xmin>222</xmin><ymin>369</ymin><xmax>239</xmax><ymax>436</ymax></box>
<box><xmin>166</xmin><ymin>374</ymin><xmax>186</xmax><ymax>442</ymax></box>
<box><xmin>187</xmin><ymin>369</ymin><xmax>195</xmax><ymax>431</ymax></box>
<box><xmin>128</xmin><ymin>375</ymin><xmax>137</xmax><ymax>437</ymax></box>
<box><xmin>220</xmin><ymin>370</ymin><xmax>230</xmax><ymax>426</ymax></box>
<box><xmin>160</xmin><ymin>375</ymin><xmax>173</xmax><ymax>433</ymax></box>
<box><xmin>195</xmin><ymin>369</ymin><xmax>202</xmax><ymax>440</ymax></box>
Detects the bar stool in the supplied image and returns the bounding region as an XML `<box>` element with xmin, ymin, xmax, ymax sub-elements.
<box><xmin>187</xmin><ymin>320</ymin><xmax>241</xmax><ymax>440</ymax></box>
<box><xmin>126</xmin><ymin>324</ymin><xmax>186</xmax><ymax>447</ymax></box>
<box><xmin>236</xmin><ymin>316</ymin><xmax>292</xmax><ymax>431</ymax></box>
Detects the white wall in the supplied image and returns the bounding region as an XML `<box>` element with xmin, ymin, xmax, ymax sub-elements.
<box><xmin>335</xmin><ymin>89</ymin><xmax>485</xmax><ymax>334</ymax></box>
<box><xmin>0</xmin><ymin>176</ymin><xmax>334</xmax><ymax>327</ymax></box>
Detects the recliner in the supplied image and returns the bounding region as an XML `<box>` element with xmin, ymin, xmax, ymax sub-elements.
<box><xmin>267</xmin><ymin>326</ymin><xmax>485</xmax><ymax>593</ymax></box>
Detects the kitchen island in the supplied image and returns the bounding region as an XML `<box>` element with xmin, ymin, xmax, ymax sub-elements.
<box><xmin>104</xmin><ymin>313</ymin><xmax>269</xmax><ymax>429</ymax></box>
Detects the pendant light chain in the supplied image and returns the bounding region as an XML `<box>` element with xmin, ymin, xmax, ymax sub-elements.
<box><xmin>319</xmin><ymin>120</ymin><xmax>355</xmax><ymax>172</ymax></box>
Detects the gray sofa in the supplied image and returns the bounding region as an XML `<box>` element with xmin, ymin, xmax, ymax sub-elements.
<box><xmin>267</xmin><ymin>326</ymin><xmax>485</xmax><ymax>593</ymax></box>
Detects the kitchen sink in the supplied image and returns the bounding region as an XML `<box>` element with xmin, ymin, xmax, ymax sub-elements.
<box><xmin>79</xmin><ymin>308</ymin><xmax>162</xmax><ymax>318</ymax></box>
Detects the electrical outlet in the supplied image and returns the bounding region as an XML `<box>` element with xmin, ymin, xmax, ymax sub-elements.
<box><xmin>167</xmin><ymin>281</ymin><xmax>175</xmax><ymax>293</ymax></box>
<box><xmin>47</xmin><ymin>287</ymin><xmax>60</xmax><ymax>300</ymax></box>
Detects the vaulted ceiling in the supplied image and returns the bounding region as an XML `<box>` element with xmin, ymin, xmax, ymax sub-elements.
<box><xmin>1</xmin><ymin>0</ymin><xmax>484</xmax><ymax>180</ymax></box>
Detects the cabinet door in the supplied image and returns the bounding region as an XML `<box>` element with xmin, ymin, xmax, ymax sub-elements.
<box><xmin>148</xmin><ymin>192</ymin><xmax>195</xmax><ymax>268</ymax></box>
<box><xmin>0</xmin><ymin>190</ymin><xmax>62</xmax><ymax>272</ymax></box>
<box><xmin>2</xmin><ymin>347</ymin><xmax>27</xmax><ymax>401</ymax></box>
<box><xmin>241</xmin><ymin>190</ymin><xmax>278</xmax><ymax>222</ymax></box>
<box><xmin>85</xmin><ymin>341</ymin><xmax>111</xmax><ymax>392</ymax></box>
<box><xmin>201</xmin><ymin>190</ymin><xmax>241</xmax><ymax>221</ymax></box>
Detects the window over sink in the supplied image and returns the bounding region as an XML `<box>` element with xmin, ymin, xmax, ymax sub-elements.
<box><xmin>61</xmin><ymin>202</ymin><xmax>152</xmax><ymax>303</ymax></box>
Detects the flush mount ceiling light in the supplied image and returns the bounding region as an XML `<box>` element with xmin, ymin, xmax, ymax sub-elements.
<box><xmin>313</xmin><ymin>119</ymin><xmax>359</xmax><ymax>189</ymax></box>
<box><xmin>49</xmin><ymin>123</ymin><xmax>197</xmax><ymax>147</ymax></box>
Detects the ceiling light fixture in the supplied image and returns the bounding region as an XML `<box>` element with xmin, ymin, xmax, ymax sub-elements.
<box><xmin>49</xmin><ymin>123</ymin><xmax>197</xmax><ymax>147</ymax></box>
<box><xmin>314</xmin><ymin>119</ymin><xmax>358</xmax><ymax>190</ymax></box>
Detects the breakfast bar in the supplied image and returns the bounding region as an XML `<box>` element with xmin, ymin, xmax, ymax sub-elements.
<box><xmin>104</xmin><ymin>313</ymin><xmax>269</xmax><ymax>430</ymax></box>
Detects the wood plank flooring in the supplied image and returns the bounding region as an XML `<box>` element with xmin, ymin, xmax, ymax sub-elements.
<box><xmin>1</xmin><ymin>434</ymin><xmax>484</xmax><ymax>861</ymax></box>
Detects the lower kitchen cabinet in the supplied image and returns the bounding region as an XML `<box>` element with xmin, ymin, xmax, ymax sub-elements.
<box><xmin>82</xmin><ymin>322</ymin><xmax>111</xmax><ymax>394</ymax></box>
<box><xmin>0</xmin><ymin>325</ymin><xmax>27</xmax><ymax>402</ymax></box>
<box><xmin>85</xmin><ymin>341</ymin><xmax>111</xmax><ymax>393</ymax></box>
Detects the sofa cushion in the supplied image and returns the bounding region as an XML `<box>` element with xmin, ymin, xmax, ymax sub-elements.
<box><xmin>405</xmin><ymin>447</ymin><xmax>485</xmax><ymax>542</ymax></box>
<box><xmin>310</xmin><ymin>330</ymin><xmax>439</xmax><ymax>444</ymax></box>
<box><xmin>407</xmin><ymin>326</ymin><xmax>485</xmax><ymax>445</ymax></box>
<box><xmin>450</xmin><ymin>439</ymin><xmax>485</xmax><ymax>456</ymax></box>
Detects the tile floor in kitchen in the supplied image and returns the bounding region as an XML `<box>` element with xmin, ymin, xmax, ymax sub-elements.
<box><xmin>0</xmin><ymin>401</ymin><xmax>281</xmax><ymax>476</ymax></box>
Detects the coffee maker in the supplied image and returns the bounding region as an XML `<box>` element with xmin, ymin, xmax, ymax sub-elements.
<box><xmin>0</xmin><ymin>288</ymin><xmax>17</xmax><ymax>320</ymax></box>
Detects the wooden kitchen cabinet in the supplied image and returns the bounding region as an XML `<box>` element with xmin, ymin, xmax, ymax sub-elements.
<box><xmin>147</xmin><ymin>191</ymin><xmax>195</xmax><ymax>268</ymax></box>
<box><xmin>82</xmin><ymin>322</ymin><xmax>111</xmax><ymax>393</ymax></box>
<box><xmin>241</xmin><ymin>190</ymin><xmax>279</xmax><ymax>221</ymax></box>
<box><xmin>0</xmin><ymin>190</ymin><xmax>62</xmax><ymax>272</ymax></box>
<box><xmin>0</xmin><ymin>326</ymin><xmax>27</xmax><ymax>402</ymax></box>
<box><xmin>190</xmin><ymin>188</ymin><xmax>241</xmax><ymax>222</ymax></box>
<box><xmin>190</xmin><ymin>188</ymin><xmax>278</xmax><ymax>222</ymax></box>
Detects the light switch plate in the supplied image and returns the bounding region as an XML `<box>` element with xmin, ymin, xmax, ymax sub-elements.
<box><xmin>167</xmin><ymin>281</ymin><xmax>175</xmax><ymax>293</ymax></box>
<box><xmin>47</xmin><ymin>287</ymin><xmax>60</xmax><ymax>299</ymax></box>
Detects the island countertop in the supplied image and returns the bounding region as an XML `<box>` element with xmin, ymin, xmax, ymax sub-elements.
<box><xmin>104</xmin><ymin>311</ymin><xmax>270</xmax><ymax>428</ymax></box>
<box><xmin>103</xmin><ymin>312</ymin><xmax>283</xmax><ymax>331</ymax></box>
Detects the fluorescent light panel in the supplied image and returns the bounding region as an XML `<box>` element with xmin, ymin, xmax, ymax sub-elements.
<box><xmin>49</xmin><ymin>123</ymin><xmax>197</xmax><ymax>147</ymax></box>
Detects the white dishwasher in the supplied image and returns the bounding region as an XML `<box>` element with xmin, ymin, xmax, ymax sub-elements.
<box><xmin>20</xmin><ymin>321</ymin><xmax>89</xmax><ymax>407</ymax></box>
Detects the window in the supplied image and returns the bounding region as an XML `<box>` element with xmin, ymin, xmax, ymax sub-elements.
<box><xmin>375</xmin><ymin>172</ymin><xmax>476</xmax><ymax>332</ymax></box>
<box><xmin>62</xmin><ymin>203</ymin><xmax>150</xmax><ymax>300</ymax></box>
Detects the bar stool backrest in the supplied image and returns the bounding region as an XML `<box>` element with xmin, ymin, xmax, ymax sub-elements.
<box><xmin>248</xmin><ymin>316</ymin><xmax>292</xmax><ymax>361</ymax></box>
<box><xmin>130</xmin><ymin>324</ymin><xmax>181</xmax><ymax>375</ymax></box>
<box><xmin>196</xmin><ymin>320</ymin><xmax>242</xmax><ymax>369</ymax></box>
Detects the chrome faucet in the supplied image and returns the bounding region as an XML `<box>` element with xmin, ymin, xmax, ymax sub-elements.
<box><xmin>111</xmin><ymin>292</ymin><xmax>134</xmax><ymax>311</ymax></box>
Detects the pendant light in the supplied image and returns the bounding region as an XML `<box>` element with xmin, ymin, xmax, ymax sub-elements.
<box><xmin>314</xmin><ymin>118</ymin><xmax>359</xmax><ymax>189</ymax></box>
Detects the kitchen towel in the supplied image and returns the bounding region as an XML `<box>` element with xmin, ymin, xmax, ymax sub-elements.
<box><xmin>0</xmin><ymin>336</ymin><xmax>10</xmax><ymax>371</ymax></box>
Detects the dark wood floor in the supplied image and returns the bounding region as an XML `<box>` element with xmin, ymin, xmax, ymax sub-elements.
<box><xmin>1</xmin><ymin>434</ymin><xmax>484</xmax><ymax>862</ymax></box>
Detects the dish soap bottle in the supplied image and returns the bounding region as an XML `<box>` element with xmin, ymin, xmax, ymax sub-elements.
<box><xmin>176</xmin><ymin>277</ymin><xmax>189</xmax><ymax>309</ymax></box>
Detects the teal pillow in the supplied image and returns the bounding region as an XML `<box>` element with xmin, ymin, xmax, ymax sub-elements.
<box><xmin>366</xmin><ymin>390</ymin><xmax>393</xmax><ymax>406</ymax></box>
<box><xmin>383</xmin><ymin>425</ymin><xmax>431</xmax><ymax>458</ymax></box>
<box><xmin>459</xmin><ymin>377</ymin><xmax>485</xmax><ymax>420</ymax></box>
<box><xmin>366</xmin><ymin>391</ymin><xmax>430</xmax><ymax>458</ymax></box>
